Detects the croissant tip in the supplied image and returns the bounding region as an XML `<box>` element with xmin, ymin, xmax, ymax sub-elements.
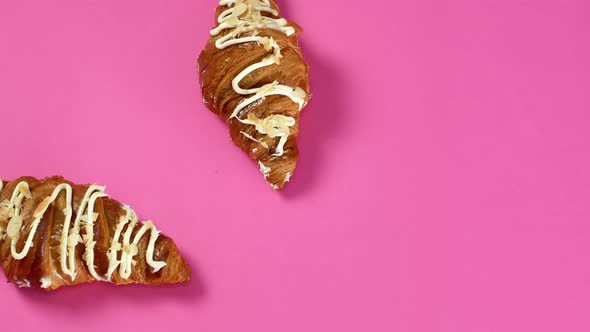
<box><xmin>265</xmin><ymin>176</ymin><xmax>289</xmax><ymax>191</ymax></box>
<box><xmin>265</xmin><ymin>163</ymin><xmax>296</xmax><ymax>191</ymax></box>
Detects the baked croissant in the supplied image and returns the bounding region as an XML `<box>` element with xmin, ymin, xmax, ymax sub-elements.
<box><xmin>198</xmin><ymin>0</ymin><xmax>311</xmax><ymax>190</ymax></box>
<box><xmin>0</xmin><ymin>176</ymin><xmax>190</xmax><ymax>291</ymax></box>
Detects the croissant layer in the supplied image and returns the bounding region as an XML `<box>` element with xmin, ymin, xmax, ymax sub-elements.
<box><xmin>198</xmin><ymin>0</ymin><xmax>311</xmax><ymax>189</ymax></box>
<box><xmin>0</xmin><ymin>176</ymin><xmax>190</xmax><ymax>291</ymax></box>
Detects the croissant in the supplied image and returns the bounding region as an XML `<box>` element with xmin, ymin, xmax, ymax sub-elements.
<box><xmin>198</xmin><ymin>0</ymin><xmax>311</xmax><ymax>190</ymax></box>
<box><xmin>0</xmin><ymin>176</ymin><xmax>190</xmax><ymax>291</ymax></box>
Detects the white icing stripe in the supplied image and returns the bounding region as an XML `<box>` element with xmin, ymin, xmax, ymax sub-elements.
<box><xmin>118</xmin><ymin>219</ymin><xmax>167</xmax><ymax>279</ymax></box>
<box><xmin>106</xmin><ymin>205</ymin><xmax>133</xmax><ymax>280</ymax></box>
<box><xmin>210</xmin><ymin>0</ymin><xmax>306</xmax><ymax>157</ymax></box>
<box><xmin>0</xmin><ymin>181</ymin><xmax>167</xmax><ymax>283</ymax></box>
<box><xmin>65</xmin><ymin>184</ymin><xmax>104</xmax><ymax>279</ymax></box>
<box><xmin>5</xmin><ymin>182</ymin><xmax>32</xmax><ymax>248</ymax></box>
<box><xmin>232</xmin><ymin>57</ymin><xmax>276</xmax><ymax>95</ymax></box>
<box><xmin>241</xmin><ymin>131</ymin><xmax>269</xmax><ymax>149</ymax></box>
<box><xmin>118</xmin><ymin>210</ymin><xmax>138</xmax><ymax>279</ymax></box>
<box><xmin>11</xmin><ymin>184</ymin><xmax>72</xmax><ymax>260</ymax></box>
<box><xmin>258</xmin><ymin>161</ymin><xmax>271</xmax><ymax>178</ymax></box>
<box><xmin>82</xmin><ymin>191</ymin><xmax>109</xmax><ymax>281</ymax></box>
<box><xmin>40</xmin><ymin>276</ymin><xmax>52</xmax><ymax>289</ymax></box>
<box><xmin>132</xmin><ymin>222</ymin><xmax>167</xmax><ymax>272</ymax></box>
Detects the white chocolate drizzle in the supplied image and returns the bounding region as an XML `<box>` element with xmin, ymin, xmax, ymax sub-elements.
<box><xmin>0</xmin><ymin>180</ymin><xmax>167</xmax><ymax>284</ymax></box>
<box><xmin>16</xmin><ymin>279</ymin><xmax>31</xmax><ymax>288</ymax></box>
<box><xmin>258</xmin><ymin>161</ymin><xmax>271</xmax><ymax>178</ymax></box>
<box><xmin>106</xmin><ymin>205</ymin><xmax>166</xmax><ymax>281</ymax></box>
<box><xmin>210</xmin><ymin>0</ymin><xmax>307</xmax><ymax>157</ymax></box>
<box><xmin>40</xmin><ymin>276</ymin><xmax>52</xmax><ymax>289</ymax></box>
<box><xmin>241</xmin><ymin>131</ymin><xmax>269</xmax><ymax>150</ymax></box>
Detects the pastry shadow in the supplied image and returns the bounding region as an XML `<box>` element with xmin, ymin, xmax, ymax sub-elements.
<box><xmin>281</xmin><ymin>42</ymin><xmax>348</xmax><ymax>198</ymax></box>
<box><xmin>16</xmin><ymin>255</ymin><xmax>206</xmax><ymax>310</ymax></box>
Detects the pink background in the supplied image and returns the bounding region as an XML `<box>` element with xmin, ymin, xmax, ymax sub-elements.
<box><xmin>0</xmin><ymin>0</ymin><xmax>589</xmax><ymax>331</ymax></box>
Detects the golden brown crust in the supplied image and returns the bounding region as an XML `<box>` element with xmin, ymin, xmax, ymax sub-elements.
<box><xmin>198</xmin><ymin>0</ymin><xmax>310</xmax><ymax>189</ymax></box>
<box><xmin>0</xmin><ymin>176</ymin><xmax>190</xmax><ymax>290</ymax></box>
